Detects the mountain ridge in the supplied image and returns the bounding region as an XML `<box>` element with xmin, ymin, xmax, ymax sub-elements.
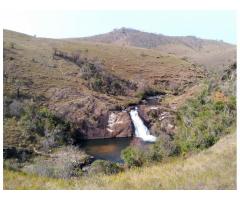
<box><xmin>76</xmin><ymin>27</ymin><xmax>236</xmax><ymax>71</ymax></box>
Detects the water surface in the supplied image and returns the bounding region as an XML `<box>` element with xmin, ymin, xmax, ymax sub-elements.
<box><xmin>80</xmin><ymin>137</ymin><xmax>132</xmax><ymax>163</ymax></box>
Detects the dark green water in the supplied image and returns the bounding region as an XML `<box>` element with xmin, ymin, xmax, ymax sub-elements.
<box><xmin>80</xmin><ymin>137</ymin><xmax>133</xmax><ymax>163</ymax></box>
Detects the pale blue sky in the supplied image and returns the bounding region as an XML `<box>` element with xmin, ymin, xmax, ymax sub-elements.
<box><xmin>3</xmin><ymin>10</ymin><xmax>236</xmax><ymax>44</ymax></box>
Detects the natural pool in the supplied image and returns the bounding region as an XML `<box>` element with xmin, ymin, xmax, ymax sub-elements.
<box><xmin>80</xmin><ymin>106</ymin><xmax>158</xmax><ymax>163</ymax></box>
<box><xmin>80</xmin><ymin>137</ymin><xmax>133</xmax><ymax>163</ymax></box>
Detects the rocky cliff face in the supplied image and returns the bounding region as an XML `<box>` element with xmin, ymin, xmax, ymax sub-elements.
<box><xmin>72</xmin><ymin>111</ymin><xmax>133</xmax><ymax>139</ymax></box>
<box><xmin>74</xmin><ymin>111</ymin><xmax>133</xmax><ymax>139</ymax></box>
<box><xmin>47</xmin><ymin>88</ymin><xmax>133</xmax><ymax>139</ymax></box>
<box><xmin>138</xmin><ymin>104</ymin><xmax>176</xmax><ymax>137</ymax></box>
<box><xmin>47</xmin><ymin>86</ymin><xmax>176</xmax><ymax>139</ymax></box>
<box><xmin>107</xmin><ymin>111</ymin><xmax>133</xmax><ymax>138</ymax></box>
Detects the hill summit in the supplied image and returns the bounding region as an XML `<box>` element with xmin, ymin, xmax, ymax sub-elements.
<box><xmin>80</xmin><ymin>27</ymin><xmax>236</xmax><ymax>70</ymax></box>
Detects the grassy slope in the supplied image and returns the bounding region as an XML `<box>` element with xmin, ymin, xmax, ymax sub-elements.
<box><xmin>3</xmin><ymin>29</ymin><xmax>205</xmax><ymax>147</ymax></box>
<box><xmin>3</xmin><ymin>29</ymin><xmax>202</xmax><ymax>91</ymax></box>
<box><xmin>81</xmin><ymin>28</ymin><xmax>236</xmax><ymax>72</ymax></box>
<box><xmin>156</xmin><ymin>43</ymin><xmax>236</xmax><ymax>72</ymax></box>
<box><xmin>4</xmin><ymin>132</ymin><xmax>236</xmax><ymax>190</ymax></box>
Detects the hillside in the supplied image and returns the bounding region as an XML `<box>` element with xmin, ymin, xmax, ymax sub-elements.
<box><xmin>3</xmin><ymin>29</ymin><xmax>236</xmax><ymax>190</ymax></box>
<box><xmin>4</xmin><ymin>132</ymin><xmax>236</xmax><ymax>189</ymax></box>
<box><xmin>80</xmin><ymin>28</ymin><xmax>236</xmax><ymax>71</ymax></box>
<box><xmin>3</xmin><ymin>29</ymin><xmax>205</xmax><ymax>148</ymax></box>
<box><xmin>4</xmin><ymin>29</ymin><xmax>204</xmax><ymax>95</ymax></box>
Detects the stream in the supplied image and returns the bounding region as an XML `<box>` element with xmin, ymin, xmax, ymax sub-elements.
<box><xmin>129</xmin><ymin>107</ymin><xmax>156</xmax><ymax>142</ymax></box>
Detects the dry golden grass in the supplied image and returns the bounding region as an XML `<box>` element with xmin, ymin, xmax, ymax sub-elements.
<box><xmin>162</xmin><ymin>83</ymin><xmax>206</xmax><ymax>109</ymax></box>
<box><xmin>156</xmin><ymin>43</ymin><xmax>236</xmax><ymax>72</ymax></box>
<box><xmin>4</xmin><ymin>29</ymin><xmax>202</xmax><ymax>94</ymax></box>
<box><xmin>4</xmin><ymin>132</ymin><xmax>236</xmax><ymax>190</ymax></box>
<box><xmin>78</xmin><ymin>28</ymin><xmax>236</xmax><ymax>72</ymax></box>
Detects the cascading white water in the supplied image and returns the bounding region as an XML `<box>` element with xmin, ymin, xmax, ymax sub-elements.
<box><xmin>129</xmin><ymin>107</ymin><xmax>156</xmax><ymax>142</ymax></box>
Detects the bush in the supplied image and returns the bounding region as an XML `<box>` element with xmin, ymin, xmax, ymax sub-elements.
<box><xmin>8</xmin><ymin>100</ymin><xmax>24</xmax><ymax>118</ymax></box>
<box><xmin>175</xmin><ymin>82</ymin><xmax>236</xmax><ymax>154</ymax></box>
<box><xmin>145</xmin><ymin>134</ymin><xmax>179</xmax><ymax>162</ymax></box>
<box><xmin>89</xmin><ymin>160</ymin><xmax>122</xmax><ymax>175</ymax></box>
<box><xmin>214</xmin><ymin>101</ymin><xmax>225</xmax><ymax>113</ymax></box>
<box><xmin>20</xmin><ymin>105</ymin><xmax>73</xmax><ymax>151</ymax></box>
<box><xmin>136</xmin><ymin>86</ymin><xmax>163</xmax><ymax>100</ymax></box>
<box><xmin>146</xmin><ymin>143</ymin><xmax>163</xmax><ymax>162</ymax></box>
<box><xmin>202</xmin><ymin>133</ymin><xmax>217</xmax><ymax>148</ymax></box>
<box><xmin>87</xmin><ymin>70</ymin><xmax>135</xmax><ymax>96</ymax></box>
<box><xmin>4</xmin><ymin>159</ymin><xmax>25</xmax><ymax>171</ymax></box>
<box><xmin>121</xmin><ymin>146</ymin><xmax>144</xmax><ymax>167</ymax></box>
<box><xmin>22</xmin><ymin>146</ymin><xmax>87</xmax><ymax>179</ymax></box>
<box><xmin>10</xmin><ymin>42</ymin><xmax>15</xmax><ymax>49</ymax></box>
<box><xmin>22</xmin><ymin>159</ymin><xmax>77</xmax><ymax>179</ymax></box>
<box><xmin>227</xmin><ymin>96</ymin><xmax>236</xmax><ymax>111</ymax></box>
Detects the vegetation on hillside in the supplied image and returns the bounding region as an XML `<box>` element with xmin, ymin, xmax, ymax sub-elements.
<box><xmin>53</xmin><ymin>49</ymin><xmax>137</xmax><ymax>96</ymax></box>
<box><xmin>4</xmin><ymin>94</ymin><xmax>74</xmax><ymax>153</ymax></box>
<box><xmin>121</xmin><ymin>63</ymin><xmax>236</xmax><ymax>167</ymax></box>
<box><xmin>175</xmin><ymin>63</ymin><xmax>236</xmax><ymax>152</ymax></box>
<box><xmin>175</xmin><ymin>88</ymin><xmax>236</xmax><ymax>153</ymax></box>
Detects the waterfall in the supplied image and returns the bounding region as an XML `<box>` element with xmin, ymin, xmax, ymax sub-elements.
<box><xmin>129</xmin><ymin>107</ymin><xmax>156</xmax><ymax>142</ymax></box>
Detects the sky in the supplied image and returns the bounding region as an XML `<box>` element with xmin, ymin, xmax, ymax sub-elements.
<box><xmin>3</xmin><ymin>10</ymin><xmax>236</xmax><ymax>44</ymax></box>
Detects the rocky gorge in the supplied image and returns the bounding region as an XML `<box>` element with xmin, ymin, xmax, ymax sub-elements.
<box><xmin>47</xmin><ymin>87</ymin><xmax>176</xmax><ymax>141</ymax></box>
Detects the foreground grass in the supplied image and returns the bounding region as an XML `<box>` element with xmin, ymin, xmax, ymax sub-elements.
<box><xmin>4</xmin><ymin>132</ymin><xmax>236</xmax><ymax>190</ymax></box>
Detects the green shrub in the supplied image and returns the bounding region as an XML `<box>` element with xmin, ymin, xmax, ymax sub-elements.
<box><xmin>214</xmin><ymin>101</ymin><xmax>225</xmax><ymax>113</ymax></box>
<box><xmin>121</xmin><ymin>146</ymin><xmax>144</xmax><ymax>167</ymax></box>
<box><xmin>227</xmin><ymin>96</ymin><xmax>236</xmax><ymax>111</ymax></box>
<box><xmin>175</xmin><ymin>82</ymin><xmax>236</xmax><ymax>154</ymax></box>
<box><xmin>21</xmin><ymin>146</ymin><xmax>87</xmax><ymax>179</ymax></box>
<box><xmin>136</xmin><ymin>86</ymin><xmax>162</xmax><ymax>100</ymax></box>
<box><xmin>20</xmin><ymin>105</ymin><xmax>72</xmax><ymax>151</ymax></box>
<box><xmin>10</xmin><ymin>42</ymin><xmax>15</xmax><ymax>49</ymax></box>
<box><xmin>104</xmin><ymin>161</ymin><xmax>122</xmax><ymax>175</ymax></box>
<box><xmin>3</xmin><ymin>159</ymin><xmax>25</xmax><ymax>171</ymax></box>
<box><xmin>89</xmin><ymin>160</ymin><xmax>122</xmax><ymax>175</ymax></box>
<box><xmin>202</xmin><ymin>133</ymin><xmax>217</xmax><ymax>148</ymax></box>
<box><xmin>8</xmin><ymin>100</ymin><xmax>24</xmax><ymax>118</ymax></box>
<box><xmin>146</xmin><ymin>143</ymin><xmax>163</xmax><ymax>162</ymax></box>
<box><xmin>147</xmin><ymin>134</ymin><xmax>180</xmax><ymax>161</ymax></box>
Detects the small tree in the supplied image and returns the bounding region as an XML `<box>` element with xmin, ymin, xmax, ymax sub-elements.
<box><xmin>121</xmin><ymin>146</ymin><xmax>143</xmax><ymax>168</ymax></box>
<box><xmin>89</xmin><ymin>160</ymin><xmax>122</xmax><ymax>175</ymax></box>
<box><xmin>14</xmin><ymin>79</ymin><xmax>22</xmax><ymax>98</ymax></box>
<box><xmin>10</xmin><ymin>42</ymin><xmax>15</xmax><ymax>49</ymax></box>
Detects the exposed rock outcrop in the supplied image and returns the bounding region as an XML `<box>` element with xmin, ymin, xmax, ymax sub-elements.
<box><xmin>73</xmin><ymin>111</ymin><xmax>133</xmax><ymax>139</ymax></box>
<box><xmin>138</xmin><ymin>105</ymin><xmax>176</xmax><ymax>137</ymax></box>
<box><xmin>47</xmin><ymin>88</ymin><xmax>133</xmax><ymax>139</ymax></box>
<box><xmin>107</xmin><ymin>111</ymin><xmax>133</xmax><ymax>138</ymax></box>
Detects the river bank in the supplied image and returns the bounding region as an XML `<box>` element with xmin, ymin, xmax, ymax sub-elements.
<box><xmin>4</xmin><ymin>132</ymin><xmax>236</xmax><ymax>189</ymax></box>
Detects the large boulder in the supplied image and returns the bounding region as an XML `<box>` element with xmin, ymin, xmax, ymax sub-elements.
<box><xmin>73</xmin><ymin>111</ymin><xmax>133</xmax><ymax>139</ymax></box>
<box><xmin>138</xmin><ymin>104</ymin><xmax>176</xmax><ymax>137</ymax></box>
<box><xmin>107</xmin><ymin>111</ymin><xmax>133</xmax><ymax>138</ymax></box>
<box><xmin>137</xmin><ymin>105</ymin><xmax>152</xmax><ymax>124</ymax></box>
